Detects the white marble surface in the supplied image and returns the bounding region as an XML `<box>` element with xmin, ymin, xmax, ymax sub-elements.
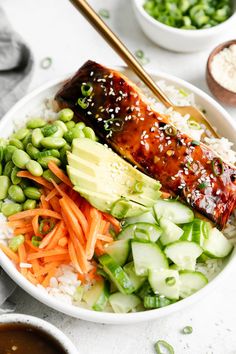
<box><xmin>1</xmin><ymin>1</ymin><xmax>236</xmax><ymax>353</ymax></box>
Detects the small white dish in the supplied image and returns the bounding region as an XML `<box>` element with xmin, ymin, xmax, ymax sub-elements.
<box><xmin>132</xmin><ymin>0</ymin><xmax>236</xmax><ymax>52</ymax></box>
<box><xmin>0</xmin><ymin>67</ymin><xmax>235</xmax><ymax>324</ymax></box>
<box><xmin>0</xmin><ymin>313</ymin><xmax>78</xmax><ymax>353</ymax></box>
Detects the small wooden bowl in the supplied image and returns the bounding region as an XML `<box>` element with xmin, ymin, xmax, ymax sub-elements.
<box><xmin>206</xmin><ymin>39</ymin><xmax>236</xmax><ymax>106</ymax></box>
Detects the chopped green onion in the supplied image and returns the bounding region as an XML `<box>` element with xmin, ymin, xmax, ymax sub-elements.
<box><xmin>81</xmin><ymin>82</ymin><xmax>93</xmax><ymax>97</ymax></box>
<box><xmin>179</xmin><ymin>88</ymin><xmax>188</xmax><ymax>97</ymax></box>
<box><xmin>165</xmin><ymin>277</ymin><xmax>176</xmax><ymax>286</ymax></box>
<box><xmin>111</xmin><ymin>199</ymin><xmax>130</xmax><ymax>219</ymax></box>
<box><xmin>135</xmin><ymin>50</ymin><xmax>145</xmax><ymax>59</ymax></box>
<box><xmin>191</xmin><ymin>140</ymin><xmax>200</xmax><ymax>146</ymax></box>
<box><xmin>187</xmin><ymin>119</ymin><xmax>201</xmax><ymax>130</ymax></box>
<box><xmin>39</xmin><ymin>219</ymin><xmax>55</xmax><ymax>235</ymax></box>
<box><xmin>155</xmin><ymin>340</ymin><xmax>175</xmax><ymax>354</ymax></box>
<box><xmin>212</xmin><ymin>157</ymin><xmax>224</xmax><ymax>176</ymax></box>
<box><xmin>187</xmin><ymin>161</ymin><xmax>200</xmax><ymax>173</ymax></box>
<box><xmin>77</xmin><ymin>97</ymin><xmax>89</xmax><ymax>109</ymax></box>
<box><xmin>8</xmin><ymin>235</ymin><xmax>24</xmax><ymax>252</ymax></box>
<box><xmin>99</xmin><ymin>8</ymin><xmax>110</xmax><ymax>19</ymax></box>
<box><xmin>32</xmin><ymin>236</ymin><xmax>42</xmax><ymax>248</ymax></box>
<box><xmin>40</xmin><ymin>57</ymin><xmax>52</xmax><ymax>70</ymax></box>
<box><xmin>198</xmin><ymin>182</ymin><xmax>208</xmax><ymax>189</ymax></box>
<box><xmin>132</xmin><ymin>181</ymin><xmax>144</xmax><ymax>194</ymax></box>
<box><xmin>182</xmin><ymin>325</ymin><xmax>193</xmax><ymax>334</ymax></box>
<box><xmin>104</xmin><ymin>118</ymin><xmax>124</xmax><ymax>132</ymax></box>
<box><xmin>165</xmin><ymin>125</ymin><xmax>177</xmax><ymax>137</ymax></box>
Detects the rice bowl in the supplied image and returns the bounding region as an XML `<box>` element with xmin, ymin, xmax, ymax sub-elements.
<box><xmin>0</xmin><ymin>67</ymin><xmax>235</xmax><ymax>324</ymax></box>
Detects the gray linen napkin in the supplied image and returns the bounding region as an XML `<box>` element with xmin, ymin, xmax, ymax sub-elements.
<box><xmin>0</xmin><ymin>6</ymin><xmax>34</xmax><ymax>118</ymax></box>
<box><xmin>0</xmin><ymin>7</ymin><xmax>34</xmax><ymax>310</ymax></box>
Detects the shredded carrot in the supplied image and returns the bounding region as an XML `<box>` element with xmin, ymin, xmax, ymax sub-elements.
<box><xmin>0</xmin><ymin>243</ymin><xmax>19</xmax><ymax>263</ymax></box>
<box><xmin>40</xmin><ymin>195</ymin><xmax>50</xmax><ymax>209</ymax></box>
<box><xmin>42</xmin><ymin>267</ymin><xmax>58</xmax><ymax>287</ymax></box>
<box><xmin>27</xmin><ymin>248</ymin><xmax>68</xmax><ymax>261</ymax></box>
<box><xmin>17</xmin><ymin>171</ymin><xmax>53</xmax><ymax>190</ymax></box>
<box><xmin>7</xmin><ymin>220</ymin><xmax>28</xmax><ymax>228</ymax></box>
<box><xmin>39</xmin><ymin>223</ymin><xmax>59</xmax><ymax>249</ymax></box>
<box><xmin>68</xmin><ymin>240</ymin><xmax>82</xmax><ymax>273</ymax></box>
<box><xmin>48</xmin><ymin>161</ymin><xmax>73</xmax><ymax>187</ymax></box>
<box><xmin>13</xmin><ymin>226</ymin><xmax>34</xmax><ymax>235</ymax></box>
<box><xmin>58</xmin><ymin>237</ymin><xmax>68</xmax><ymax>248</ymax></box>
<box><xmin>25</xmin><ymin>240</ymin><xmax>41</xmax><ymax>252</ymax></box>
<box><xmin>32</xmin><ymin>215</ymin><xmax>40</xmax><ymax>237</ymax></box>
<box><xmin>161</xmin><ymin>191</ymin><xmax>171</xmax><ymax>199</ymax></box>
<box><xmin>60</xmin><ymin>199</ymin><xmax>85</xmax><ymax>245</ymax></box>
<box><xmin>34</xmin><ymin>261</ymin><xmax>61</xmax><ymax>277</ymax></box>
<box><xmin>86</xmin><ymin>208</ymin><xmax>101</xmax><ymax>260</ymax></box>
<box><xmin>70</xmin><ymin>232</ymin><xmax>89</xmax><ymax>273</ymax></box>
<box><xmin>102</xmin><ymin>212</ymin><xmax>121</xmax><ymax>233</ymax></box>
<box><xmin>26</xmin><ymin>272</ymin><xmax>38</xmax><ymax>285</ymax></box>
<box><xmin>97</xmin><ymin>234</ymin><xmax>114</xmax><ymax>243</ymax></box>
<box><xmin>8</xmin><ymin>209</ymin><xmax>61</xmax><ymax>221</ymax></box>
<box><xmin>43</xmin><ymin>254</ymin><xmax>70</xmax><ymax>263</ymax></box>
<box><xmin>45</xmin><ymin>221</ymin><xmax>66</xmax><ymax>250</ymax></box>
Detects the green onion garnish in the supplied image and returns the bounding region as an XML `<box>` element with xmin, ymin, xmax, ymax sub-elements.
<box><xmin>135</xmin><ymin>50</ymin><xmax>150</xmax><ymax>65</ymax></box>
<box><xmin>187</xmin><ymin>119</ymin><xmax>201</xmax><ymax>130</ymax></box>
<box><xmin>179</xmin><ymin>88</ymin><xmax>188</xmax><ymax>97</ymax></box>
<box><xmin>9</xmin><ymin>235</ymin><xmax>25</xmax><ymax>252</ymax></box>
<box><xmin>191</xmin><ymin>140</ymin><xmax>200</xmax><ymax>146</ymax></box>
<box><xmin>32</xmin><ymin>236</ymin><xmax>42</xmax><ymax>248</ymax></box>
<box><xmin>182</xmin><ymin>326</ymin><xmax>193</xmax><ymax>334</ymax></box>
<box><xmin>81</xmin><ymin>82</ymin><xmax>93</xmax><ymax>97</ymax></box>
<box><xmin>40</xmin><ymin>57</ymin><xmax>52</xmax><ymax>70</ymax></box>
<box><xmin>198</xmin><ymin>182</ymin><xmax>207</xmax><ymax>189</ymax></box>
<box><xmin>187</xmin><ymin>161</ymin><xmax>200</xmax><ymax>173</ymax></box>
<box><xmin>39</xmin><ymin>219</ymin><xmax>55</xmax><ymax>235</ymax></box>
<box><xmin>111</xmin><ymin>199</ymin><xmax>130</xmax><ymax>219</ymax></box>
<box><xmin>99</xmin><ymin>8</ymin><xmax>110</xmax><ymax>19</ymax></box>
<box><xmin>104</xmin><ymin>118</ymin><xmax>124</xmax><ymax>132</ymax></box>
<box><xmin>133</xmin><ymin>181</ymin><xmax>144</xmax><ymax>194</ymax></box>
<box><xmin>212</xmin><ymin>157</ymin><xmax>224</xmax><ymax>176</ymax></box>
<box><xmin>77</xmin><ymin>97</ymin><xmax>89</xmax><ymax>109</ymax></box>
<box><xmin>155</xmin><ymin>340</ymin><xmax>174</xmax><ymax>354</ymax></box>
<box><xmin>165</xmin><ymin>276</ymin><xmax>176</xmax><ymax>286</ymax></box>
<box><xmin>165</xmin><ymin>125</ymin><xmax>177</xmax><ymax>137</ymax></box>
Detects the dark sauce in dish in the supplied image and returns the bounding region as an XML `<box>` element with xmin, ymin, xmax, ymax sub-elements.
<box><xmin>0</xmin><ymin>323</ymin><xmax>67</xmax><ymax>354</ymax></box>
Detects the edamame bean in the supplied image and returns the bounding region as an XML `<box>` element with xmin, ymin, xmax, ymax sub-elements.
<box><xmin>11</xmin><ymin>166</ymin><xmax>21</xmax><ymax>185</ymax></box>
<box><xmin>26</xmin><ymin>143</ymin><xmax>40</xmax><ymax>159</ymax></box>
<box><xmin>26</xmin><ymin>160</ymin><xmax>43</xmax><ymax>177</ymax></box>
<box><xmin>19</xmin><ymin>179</ymin><xmax>31</xmax><ymax>190</ymax></box>
<box><xmin>50</xmin><ymin>125</ymin><xmax>64</xmax><ymax>138</ymax></box>
<box><xmin>3</xmin><ymin>161</ymin><xmax>14</xmax><ymax>177</ymax></box>
<box><xmin>42</xmin><ymin>169</ymin><xmax>61</xmax><ymax>183</ymax></box>
<box><xmin>58</xmin><ymin>108</ymin><xmax>74</xmax><ymax>122</ymax></box>
<box><xmin>26</xmin><ymin>118</ymin><xmax>46</xmax><ymax>129</ymax></box>
<box><xmin>12</xmin><ymin>128</ymin><xmax>29</xmax><ymax>141</ymax></box>
<box><xmin>23</xmin><ymin>199</ymin><xmax>37</xmax><ymax>210</ymax></box>
<box><xmin>37</xmin><ymin>149</ymin><xmax>60</xmax><ymax>159</ymax></box>
<box><xmin>0</xmin><ymin>176</ymin><xmax>11</xmax><ymax>200</ymax></box>
<box><xmin>83</xmin><ymin>126</ymin><xmax>96</xmax><ymax>140</ymax></box>
<box><xmin>8</xmin><ymin>235</ymin><xmax>24</xmax><ymax>252</ymax></box>
<box><xmin>1</xmin><ymin>202</ymin><xmax>22</xmax><ymax>217</ymax></box>
<box><xmin>41</xmin><ymin>124</ymin><xmax>58</xmax><ymax>137</ymax></box>
<box><xmin>54</xmin><ymin>120</ymin><xmax>68</xmax><ymax>134</ymax></box>
<box><xmin>4</xmin><ymin>145</ymin><xmax>17</xmax><ymax>162</ymax></box>
<box><xmin>63</xmin><ymin>131</ymin><xmax>73</xmax><ymax>144</ymax></box>
<box><xmin>0</xmin><ymin>163</ymin><xmax>2</xmax><ymax>176</ymax></box>
<box><xmin>37</xmin><ymin>156</ymin><xmax>61</xmax><ymax>169</ymax></box>
<box><xmin>24</xmin><ymin>187</ymin><xmax>41</xmax><ymax>200</ymax></box>
<box><xmin>9</xmin><ymin>138</ymin><xmax>24</xmax><ymax>150</ymax></box>
<box><xmin>65</xmin><ymin>121</ymin><xmax>75</xmax><ymax>130</ymax></box>
<box><xmin>22</xmin><ymin>132</ymin><xmax>32</xmax><ymax>148</ymax></box>
<box><xmin>71</xmin><ymin>126</ymin><xmax>85</xmax><ymax>139</ymax></box>
<box><xmin>76</xmin><ymin>122</ymin><xmax>86</xmax><ymax>130</ymax></box>
<box><xmin>0</xmin><ymin>146</ymin><xmax>4</xmax><ymax>163</ymax></box>
<box><xmin>12</xmin><ymin>150</ymin><xmax>31</xmax><ymax>169</ymax></box>
<box><xmin>8</xmin><ymin>185</ymin><xmax>26</xmax><ymax>203</ymax></box>
<box><xmin>32</xmin><ymin>128</ymin><xmax>44</xmax><ymax>148</ymax></box>
<box><xmin>0</xmin><ymin>201</ymin><xmax>3</xmax><ymax>211</ymax></box>
<box><xmin>40</xmin><ymin>137</ymin><xmax>66</xmax><ymax>149</ymax></box>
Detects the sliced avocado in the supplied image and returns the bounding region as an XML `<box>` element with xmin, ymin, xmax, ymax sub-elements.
<box><xmin>67</xmin><ymin>138</ymin><xmax>162</xmax><ymax>218</ymax></box>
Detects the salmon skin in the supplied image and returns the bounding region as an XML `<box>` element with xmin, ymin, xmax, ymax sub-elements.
<box><xmin>55</xmin><ymin>60</ymin><xmax>236</xmax><ymax>229</ymax></box>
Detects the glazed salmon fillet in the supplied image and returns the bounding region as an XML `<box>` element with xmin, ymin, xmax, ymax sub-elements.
<box><xmin>55</xmin><ymin>60</ymin><xmax>236</xmax><ymax>229</ymax></box>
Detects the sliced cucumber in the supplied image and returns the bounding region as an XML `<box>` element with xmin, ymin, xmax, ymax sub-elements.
<box><xmin>203</xmin><ymin>228</ymin><xmax>233</xmax><ymax>258</ymax></box>
<box><xmin>105</xmin><ymin>239</ymin><xmax>130</xmax><ymax>266</ymax></box>
<box><xmin>154</xmin><ymin>199</ymin><xmax>194</xmax><ymax>224</ymax></box>
<box><xmin>143</xmin><ymin>295</ymin><xmax>171</xmax><ymax>309</ymax></box>
<box><xmin>124</xmin><ymin>211</ymin><xmax>156</xmax><ymax>226</ymax></box>
<box><xmin>192</xmin><ymin>219</ymin><xmax>211</xmax><ymax>247</ymax></box>
<box><xmin>82</xmin><ymin>280</ymin><xmax>109</xmax><ymax>311</ymax></box>
<box><xmin>132</xmin><ymin>241</ymin><xmax>168</xmax><ymax>276</ymax></box>
<box><xmin>179</xmin><ymin>270</ymin><xmax>208</xmax><ymax>298</ymax></box>
<box><xmin>123</xmin><ymin>262</ymin><xmax>146</xmax><ymax>291</ymax></box>
<box><xmin>99</xmin><ymin>254</ymin><xmax>135</xmax><ymax>295</ymax></box>
<box><xmin>164</xmin><ymin>241</ymin><xmax>203</xmax><ymax>271</ymax></box>
<box><xmin>159</xmin><ymin>217</ymin><xmax>184</xmax><ymax>246</ymax></box>
<box><xmin>137</xmin><ymin>280</ymin><xmax>153</xmax><ymax>299</ymax></box>
<box><xmin>149</xmin><ymin>269</ymin><xmax>180</xmax><ymax>300</ymax></box>
<box><xmin>181</xmin><ymin>222</ymin><xmax>193</xmax><ymax>241</ymax></box>
<box><xmin>118</xmin><ymin>222</ymin><xmax>162</xmax><ymax>242</ymax></box>
<box><xmin>109</xmin><ymin>292</ymin><xmax>141</xmax><ymax>313</ymax></box>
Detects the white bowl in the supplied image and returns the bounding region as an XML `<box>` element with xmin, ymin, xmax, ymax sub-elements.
<box><xmin>132</xmin><ymin>0</ymin><xmax>236</xmax><ymax>52</ymax></box>
<box><xmin>0</xmin><ymin>313</ymin><xmax>78</xmax><ymax>353</ymax></box>
<box><xmin>0</xmin><ymin>67</ymin><xmax>235</xmax><ymax>324</ymax></box>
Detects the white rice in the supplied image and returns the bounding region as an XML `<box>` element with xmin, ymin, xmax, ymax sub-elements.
<box><xmin>0</xmin><ymin>79</ymin><xmax>235</xmax><ymax>309</ymax></box>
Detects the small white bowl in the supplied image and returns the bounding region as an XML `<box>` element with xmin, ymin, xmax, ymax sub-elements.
<box><xmin>132</xmin><ymin>0</ymin><xmax>236</xmax><ymax>52</ymax></box>
<box><xmin>0</xmin><ymin>313</ymin><xmax>78</xmax><ymax>354</ymax></box>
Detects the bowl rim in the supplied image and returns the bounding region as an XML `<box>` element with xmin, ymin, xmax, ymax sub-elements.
<box><xmin>0</xmin><ymin>313</ymin><xmax>78</xmax><ymax>353</ymax></box>
<box><xmin>207</xmin><ymin>39</ymin><xmax>236</xmax><ymax>96</ymax></box>
<box><xmin>133</xmin><ymin>0</ymin><xmax>236</xmax><ymax>36</ymax></box>
<box><xmin>0</xmin><ymin>67</ymin><xmax>235</xmax><ymax>324</ymax></box>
